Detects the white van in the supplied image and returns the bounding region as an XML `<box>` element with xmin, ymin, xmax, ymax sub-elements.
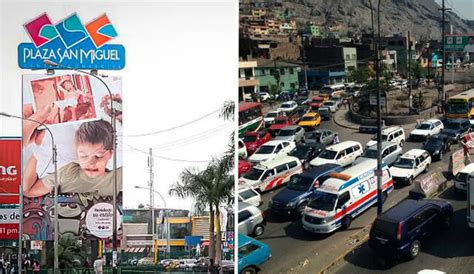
<box><xmin>320</xmin><ymin>84</ymin><xmax>345</xmax><ymax>97</ymax></box>
<box><xmin>310</xmin><ymin>141</ymin><xmax>363</xmax><ymax>167</ymax></box>
<box><xmin>239</xmin><ymin>156</ymin><xmax>303</xmax><ymax>192</ymax></box>
<box><xmin>454</xmin><ymin>163</ymin><xmax>474</xmax><ymax>193</ymax></box>
<box><xmin>238</xmin><ymin>186</ymin><xmax>262</xmax><ymax>207</ymax></box>
<box><xmin>302</xmin><ymin>159</ymin><xmax>393</xmax><ymax>233</ymax></box>
<box><xmin>366</xmin><ymin>126</ymin><xmax>405</xmax><ymax>148</ymax></box>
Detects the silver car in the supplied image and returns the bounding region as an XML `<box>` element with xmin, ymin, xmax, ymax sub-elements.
<box><xmin>238</xmin><ymin>202</ymin><xmax>265</xmax><ymax>237</ymax></box>
<box><xmin>274</xmin><ymin>125</ymin><xmax>306</xmax><ymax>143</ymax></box>
<box><xmin>306</xmin><ymin>129</ymin><xmax>338</xmax><ymax>146</ymax></box>
<box><xmin>354</xmin><ymin>141</ymin><xmax>402</xmax><ymax>166</ymax></box>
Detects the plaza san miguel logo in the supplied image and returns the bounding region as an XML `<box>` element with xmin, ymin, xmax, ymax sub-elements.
<box><xmin>18</xmin><ymin>13</ymin><xmax>125</xmax><ymax>70</ymax></box>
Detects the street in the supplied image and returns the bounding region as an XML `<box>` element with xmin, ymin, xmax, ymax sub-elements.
<box><xmin>253</xmin><ymin>107</ymin><xmax>464</xmax><ymax>273</ymax></box>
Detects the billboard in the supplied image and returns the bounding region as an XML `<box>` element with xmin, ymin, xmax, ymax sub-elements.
<box><xmin>445</xmin><ymin>34</ymin><xmax>474</xmax><ymax>53</ymax></box>
<box><xmin>0</xmin><ymin>138</ymin><xmax>22</xmax><ymax>204</ymax></box>
<box><xmin>0</xmin><ymin>207</ymin><xmax>20</xmax><ymax>239</ymax></box>
<box><xmin>22</xmin><ymin>73</ymin><xmax>123</xmax><ymax>241</ymax></box>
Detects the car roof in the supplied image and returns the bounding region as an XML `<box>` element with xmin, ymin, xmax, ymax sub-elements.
<box><xmin>300</xmin><ymin>164</ymin><xmax>341</xmax><ymax>178</ymax></box>
<box><xmin>378</xmin><ymin>199</ymin><xmax>440</xmax><ymax>223</ymax></box>
<box><xmin>381</xmin><ymin>126</ymin><xmax>403</xmax><ymax>134</ymax></box>
<box><xmin>318</xmin><ymin>160</ymin><xmax>378</xmax><ymax>193</ymax></box>
<box><xmin>238</xmin><ymin>233</ymin><xmax>266</xmax><ymax>248</ymax></box>
<box><xmin>256</xmin><ymin>156</ymin><xmax>300</xmax><ymax>169</ymax></box>
<box><xmin>422</xmin><ymin>119</ymin><xmax>441</xmax><ymax>124</ymax></box>
<box><xmin>238</xmin><ymin>202</ymin><xmax>254</xmax><ymax>211</ymax></box>
<box><xmin>326</xmin><ymin>141</ymin><xmax>361</xmax><ymax>151</ymax></box>
<box><xmin>401</xmin><ymin>148</ymin><xmax>427</xmax><ymax>158</ymax></box>
<box><xmin>459</xmin><ymin>162</ymin><xmax>474</xmax><ymax>174</ymax></box>
<box><xmin>261</xmin><ymin>140</ymin><xmax>290</xmax><ymax>146</ymax></box>
<box><xmin>303</xmin><ymin>112</ymin><xmax>318</xmax><ymax>117</ymax></box>
<box><xmin>281</xmin><ymin>125</ymin><xmax>300</xmax><ymax>130</ymax></box>
<box><xmin>367</xmin><ymin>141</ymin><xmax>397</xmax><ymax>150</ymax></box>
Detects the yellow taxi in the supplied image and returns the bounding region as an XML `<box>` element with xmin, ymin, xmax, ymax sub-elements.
<box><xmin>298</xmin><ymin>112</ymin><xmax>321</xmax><ymax>130</ymax></box>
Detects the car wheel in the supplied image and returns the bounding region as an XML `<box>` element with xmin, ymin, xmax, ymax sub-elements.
<box><xmin>296</xmin><ymin>202</ymin><xmax>308</xmax><ymax>216</ymax></box>
<box><xmin>241</xmin><ymin>266</ymin><xmax>257</xmax><ymax>274</ymax></box>
<box><xmin>408</xmin><ymin>240</ymin><xmax>421</xmax><ymax>259</ymax></box>
<box><xmin>399</xmin><ymin>140</ymin><xmax>405</xmax><ymax>147</ymax></box>
<box><xmin>341</xmin><ymin>215</ymin><xmax>352</xmax><ymax>230</ymax></box>
<box><xmin>424</xmin><ymin>164</ymin><xmax>430</xmax><ymax>173</ymax></box>
<box><xmin>408</xmin><ymin>176</ymin><xmax>414</xmax><ymax>185</ymax></box>
<box><xmin>253</xmin><ymin>224</ymin><xmax>265</xmax><ymax>237</ymax></box>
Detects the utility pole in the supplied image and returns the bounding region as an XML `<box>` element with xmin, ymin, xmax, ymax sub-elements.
<box><xmin>408</xmin><ymin>30</ymin><xmax>412</xmax><ymax>115</ymax></box>
<box><xmin>302</xmin><ymin>36</ymin><xmax>309</xmax><ymax>91</ymax></box>
<box><xmin>450</xmin><ymin>24</ymin><xmax>454</xmax><ymax>84</ymax></box>
<box><xmin>375</xmin><ymin>0</ymin><xmax>383</xmax><ymax>216</ymax></box>
<box><xmin>148</xmin><ymin>148</ymin><xmax>156</xmax><ymax>264</ymax></box>
<box><xmin>439</xmin><ymin>0</ymin><xmax>451</xmax><ymax>114</ymax></box>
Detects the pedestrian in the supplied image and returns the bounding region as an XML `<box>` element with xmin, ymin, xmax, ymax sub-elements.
<box><xmin>83</xmin><ymin>257</ymin><xmax>92</xmax><ymax>274</ymax></box>
<box><xmin>93</xmin><ymin>256</ymin><xmax>103</xmax><ymax>274</ymax></box>
<box><xmin>333</xmin><ymin>134</ymin><xmax>340</xmax><ymax>144</ymax></box>
<box><xmin>32</xmin><ymin>261</ymin><xmax>40</xmax><ymax>274</ymax></box>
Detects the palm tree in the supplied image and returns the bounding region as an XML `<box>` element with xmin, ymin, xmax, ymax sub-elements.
<box><xmin>47</xmin><ymin>234</ymin><xmax>84</xmax><ymax>270</ymax></box>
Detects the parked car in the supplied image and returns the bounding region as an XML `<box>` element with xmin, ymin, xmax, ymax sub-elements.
<box><xmin>288</xmin><ymin>144</ymin><xmax>325</xmax><ymax>169</ymax></box>
<box><xmin>238</xmin><ymin>160</ymin><xmax>252</xmax><ymax>177</ymax></box>
<box><xmin>354</xmin><ymin>142</ymin><xmax>402</xmax><ymax>166</ymax></box>
<box><xmin>369</xmin><ymin>199</ymin><xmax>453</xmax><ymax>260</ymax></box>
<box><xmin>238</xmin><ymin>139</ymin><xmax>248</xmax><ymax>159</ymax></box>
<box><xmin>310</xmin><ymin>141</ymin><xmax>363</xmax><ymax>167</ymax></box>
<box><xmin>274</xmin><ymin>125</ymin><xmax>306</xmax><ymax>143</ymax></box>
<box><xmin>238</xmin><ymin>202</ymin><xmax>266</xmax><ymax>236</ymax></box>
<box><xmin>421</xmin><ymin>134</ymin><xmax>452</xmax><ymax>161</ymax></box>
<box><xmin>137</xmin><ymin>257</ymin><xmax>154</xmax><ymax>265</ymax></box>
<box><xmin>389</xmin><ymin>149</ymin><xmax>431</xmax><ymax>185</ymax></box>
<box><xmin>238</xmin><ymin>186</ymin><xmax>262</xmax><ymax>207</ymax></box>
<box><xmin>454</xmin><ymin>163</ymin><xmax>474</xmax><ymax>194</ymax></box>
<box><xmin>268</xmin><ymin>114</ymin><xmax>300</xmax><ymax>136</ymax></box>
<box><xmin>178</xmin><ymin>259</ymin><xmax>198</xmax><ymax>270</ymax></box>
<box><xmin>238</xmin><ymin>234</ymin><xmax>272</xmax><ymax>274</ymax></box>
<box><xmin>264</xmin><ymin>111</ymin><xmax>286</xmax><ymax>127</ymax></box>
<box><xmin>306</xmin><ymin>129</ymin><xmax>338</xmax><ymax>146</ymax></box>
<box><xmin>317</xmin><ymin>107</ymin><xmax>331</xmax><ymax>120</ymax></box>
<box><xmin>298</xmin><ymin>112</ymin><xmax>321</xmax><ymax>130</ymax></box>
<box><xmin>441</xmin><ymin>118</ymin><xmax>471</xmax><ymax>143</ymax></box>
<box><xmin>366</xmin><ymin>126</ymin><xmax>405</xmax><ymax>148</ymax></box>
<box><xmin>409</xmin><ymin>119</ymin><xmax>444</xmax><ymax>141</ymax></box>
<box><xmin>243</xmin><ymin>130</ymin><xmax>272</xmax><ymax>155</ymax></box>
<box><xmin>278</xmin><ymin>101</ymin><xmax>298</xmax><ymax>113</ymax></box>
<box><xmin>258</xmin><ymin>92</ymin><xmax>272</xmax><ymax>102</ymax></box>
<box><xmin>269</xmin><ymin>164</ymin><xmax>342</xmax><ymax>216</ymax></box>
<box><xmin>247</xmin><ymin>140</ymin><xmax>296</xmax><ymax>166</ymax></box>
<box><xmin>322</xmin><ymin>100</ymin><xmax>338</xmax><ymax>113</ymax></box>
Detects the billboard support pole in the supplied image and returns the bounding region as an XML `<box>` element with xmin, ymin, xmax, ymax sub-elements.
<box><xmin>18</xmin><ymin>139</ymin><xmax>24</xmax><ymax>274</ymax></box>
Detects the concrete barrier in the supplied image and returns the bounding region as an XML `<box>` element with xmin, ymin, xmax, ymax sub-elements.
<box><xmin>350</xmin><ymin>106</ymin><xmax>439</xmax><ymax>126</ymax></box>
<box><xmin>409</xmin><ymin>167</ymin><xmax>449</xmax><ymax>199</ymax></box>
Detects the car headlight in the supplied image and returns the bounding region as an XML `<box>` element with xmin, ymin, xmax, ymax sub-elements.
<box><xmin>434</xmin><ymin>150</ymin><xmax>440</xmax><ymax>154</ymax></box>
<box><xmin>320</xmin><ymin>217</ymin><xmax>332</xmax><ymax>224</ymax></box>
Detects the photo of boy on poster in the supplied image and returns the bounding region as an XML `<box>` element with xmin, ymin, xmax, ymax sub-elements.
<box><xmin>21</xmin><ymin>73</ymin><xmax>123</xmax><ymax>241</ymax></box>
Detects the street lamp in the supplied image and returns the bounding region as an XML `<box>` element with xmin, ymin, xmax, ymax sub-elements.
<box><xmin>134</xmin><ymin>186</ymin><xmax>170</xmax><ymax>257</ymax></box>
<box><xmin>0</xmin><ymin>112</ymin><xmax>58</xmax><ymax>273</ymax></box>
<box><xmin>43</xmin><ymin>59</ymin><xmax>119</xmax><ymax>273</ymax></box>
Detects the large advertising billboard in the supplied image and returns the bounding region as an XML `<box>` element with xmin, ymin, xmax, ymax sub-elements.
<box><xmin>0</xmin><ymin>138</ymin><xmax>22</xmax><ymax>204</ymax></box>
<box><xmin>22</xmin><ymin>73</ymin><xmax>123</xmax><ymax>241</ymax></box>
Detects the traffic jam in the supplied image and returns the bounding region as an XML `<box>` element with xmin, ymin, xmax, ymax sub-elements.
<box><xmin>237</xmin><ymin>86</ymin><xmax>474</xmax><ymax>273</ymax></box>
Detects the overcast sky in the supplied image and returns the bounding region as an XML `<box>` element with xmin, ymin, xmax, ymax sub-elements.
<box><xmin>0</xmin><ymin>0</ymin><xmax>237</xmax><ymax>210</ymax></box>
<box><xmin>435</xmin><ymin>0</ymin><xmax>474</xmax><ymax>20</ymax></box>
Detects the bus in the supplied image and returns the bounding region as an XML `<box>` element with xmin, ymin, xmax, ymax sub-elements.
<box><xmin>239</xmin><ymin>102</ymin><xmax>264</xmax><ymax>137</ymax></box>
<box><xmin>447</xmin><ymin>89</ymin><xmax>474</xmax><ymax>119</ymax></box>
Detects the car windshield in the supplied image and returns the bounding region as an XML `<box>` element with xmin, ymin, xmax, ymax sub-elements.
<box><xmin>312</xmin><ymin>98</ymin><xmax>323</xmax><ymax>103</ymax></box>
<box><xmin>289</xmin><ymin>146</ymin><xmax>310</xmax><ymax>158</ymax></box>
<box><xmin>278</xmin><ymin>129</ymin><xmax>295</xmax><ymax>136</ymax></box>
<box><xmin>281</xmin><ymin>103</ymin><xmax>292</xmax><ymax>108</ymax></box>
<box><xmin>265</xmin><ymin>112</ymin><xmax>278</xmax><ymax>118</ymax></box>
<box><xmin>424</xmin><ymin>138</ymin><xmax>443</xmax><ymax>147</ymax></box>
<box><xmin>361</xmin><ymin>149</ymin><xmax>378</xmax><ymax>159</ymax></box>
<box><xmin>324</xmin><ymin>102</ymin><xmax>334</xmax><ymax>106</ymax></box>
<box><xmin>301</xmin><ymin>116</ymin><xmax>315</xmax><ymax>121</ymax></box>
<box><xmin>447</xmin><ymin>102</ymin><xmax>468</xmax><ymax>114</ymax></box>
<box><xmin>372</xmin><ymin>134</ymin><xmax>388</xmax><ymax>141</ymax></box>
<box><xmin>255</xmin><ymin>145</ymin><xmax>275</xmax><ymax>154</ymax></box>
<box><xmin>239</xmin><ymin>189</ymin><xmax>257</xmax><ymax>200</ymax></box>
<box><xmin>274</xmin><ymin>119</ymin><xmax>287</xmax><ymax>124</ymax></box>
<box><xmin>394</xmin><ymin>158</ymin><xmax>415</xmax><ymax>169</ymax></box>
<box><xmin>243</xmin><ymin>168</ymin><xmax>264</xmax><ymax>180</ymax></box>
<box><xmin>311</xmin><ymin>132</ymin><xmax>322</xmax><ymax>141</ymax></box>
<box><xmin>455</xmin><ymin>172</ymin><xmax>468</xmax><ymax>183</ymax></box>
<box><xmin>287</xmin><ymin>175</ymin><xmax>314</xmax><ymax>191</ymax></box>
<box><xmin>243</xmin><ymin>135</ymin><xmax>257</xmax><ymax>142</ymax></box>
<box><xmin>318</xmin><ymin>149</ymin><xmax>337</xmax><ymax>159</ymax></box>
<box><xmin>444</xmin><ymin>121</ymin><xmax>461</xmax><ymax>130</ymax></box>
<box><xmin>319</xmin><ymin>109</ymin><xmax>329</xmax><ymax>115</ymax></box>
<box><xmin>416</xmin><ymin>123</ymin><xmax>431</xmax><ymax>130</ymax></box>
<box><xmin>307</xmin><ymin>191</ymin><xmax>337</xmax><ymax>211</ymax></box>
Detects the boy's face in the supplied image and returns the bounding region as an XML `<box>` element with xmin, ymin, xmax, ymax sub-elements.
<box><xmin>76</xmin><ymin>142</ymin><xmax>112</xmax><ymax>178</ymax></box>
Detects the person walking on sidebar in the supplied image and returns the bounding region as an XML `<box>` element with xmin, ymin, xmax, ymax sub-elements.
<box><xmin>93</xmin><ymin>256</ymin><xmax>103</xmax><ymax>274</ymax></box>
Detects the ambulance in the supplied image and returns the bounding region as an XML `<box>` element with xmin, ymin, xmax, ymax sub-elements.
<box><xmin>238</xmin><ymin>156</ymin><xmax>303</xmax><ymax>192</ymax></box>
<box><xmin>302</xmin><ymin>159</ymin><xmax>393</xmax><ymax>233</ymax></box>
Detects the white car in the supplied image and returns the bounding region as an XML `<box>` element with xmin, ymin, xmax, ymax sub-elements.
<box><xmin>247</xmin><ymin>140</ymin><xmax>296</xmax><ymax>165</ymax></box>
<box><xmin>238</xmin><ymin>138</ymin><xmax>248</xmax><ymax>159</ymax></box>
<box><xmin>238</xmin><ymin>186</ymin><xmax>261</xmax><ymax>207</ymax></box>
<box><xmin>258</xmin><ymin>92</ymin><xmax>271</xmax><ymax>101</ymax></box>
<box><xmin>409</xmin><ymin>119</ymin><xmax>444</xmax><ymax>141</ymax></box>
<box><xmin>278</xmin><ymin>101</ymin><xmax>298</xmax><ymax>113</ymax></box>
<box><xmin>321</xmin><ymin>100</ymin><xmax>338</xmax><ymax>113</ymax></box>
<box><xmin>389</xmin><ymin>149</ymin><xmax>431</xmax><ymax>185</ymax></box>
<box><xmin>264</xmin><ymin>110</ymin><xmax>286</xmax><ymax>127</ymax></box>
<box><xmin>366</xmin><ymin>126</ymin><xmax>405</xmax><ymax>148</ymax></box>
<box><xmin>309</xmin><ymin>141</ymin><xmax>363</xmax><ymax>167</ymax></box>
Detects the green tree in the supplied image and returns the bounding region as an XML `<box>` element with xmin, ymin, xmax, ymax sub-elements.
<box><xmin>47</xmin><ymin>234</ymin><xmax>85</xmax><ymax>269</ymax></box>
<box><xmin>410</xmin><ymin>61</ymin><xmax>426</xmax><ymax>85</ymax></box>
<box><xmin>348</xmin><ymin>67</ymin><xmax>369</xmax><ymax>84</ymax></box>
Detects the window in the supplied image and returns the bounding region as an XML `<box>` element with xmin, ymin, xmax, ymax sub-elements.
<box><xmin>420</xmin><ymin>208</ymin><xmax>438</xmax><ymax>221</ymax></box>
<box><xmin>169</xmin><ymin>223</ymin><xmax>191</xmax><ymax>239</ymax></box>
<box><xmin>280</xmin><ymin>68</ymin><xmax>285</xmax><ymax>75</ymax></box>
<box><xmin>345</xmin><ymin>147</ymin><xmax>354</xmax><ymax>154</ymax></box>
<box><xmin>239</xmin><ymin>243</ymin><xmax>260</xmax><ymax>257</ymax></box>
<box><xmin>336</xmin><ymin>151</ymin><xmax>346</xmax><ymax>159</ymax></box>
<box><xmin>275</xmin><ymin>145</ymin><xmax>282</xmax><ymax>153</ymax></box>
<box><xmin>352</xmin><ymin>54</ymin><xmax>356</xmax><ymax>60</ymax></box>
<box><xmin>346</xmin><ymin>54</ymin><xmax>350</xmax><ymax>60</ymax></box>
<box><xmin>289</xmin><ymin>68</ymin><xmax>294</xmax><ymax>74</ymax></box>
<box><xmin>283</xmin><ymin>142</ymin><xmax>290</xmax><ymax>147</ymax></box>
<box><xmin>388</xmin><ymin>135</ymin><xmax>393</xmax><ymax>141</ymax></box>
<box><xmin>407</xmin><ymin>212</ymin><xmax>424</xmax><ymax>231</ymax></box>
<box><xmin>290</xmin><ymin>83</ymin><xmax>296</xmax><ymax>89</ymax></box>
<box><xmin>238</xmin><ymin>210</ymin><xmax>252</xmax><ymax>223</ymax></box>
<box><xmin>239</xmin><ymin>189</ymin><xmax>258</xmax><ymax>200</ymax></box>
<box><xmin>288</xmin><ymin>161</ymin><xmax>298</xmax><ymax>169</ymax></box>
<box><xmin>275</xmin><ymin>164</ymin><xmax>287</xmax><ymax>173</ymax></box>
<box><xmin>336</xmin><ymin>192</ymin><xmax>350</xmax><ymax>209</ymax></box>
<box><xmin>261</xmin><ymin>170</ymin><xmax>274</xmax><ymax>180</ymax></box>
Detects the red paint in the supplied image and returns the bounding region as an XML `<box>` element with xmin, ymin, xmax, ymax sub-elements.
<box><xmin>0</xmin><ymin>139</ymin><xmax>21</xmax><ymax>204</ymax></box>
<box><xmin>0</xmin><ymin>223</ymin><xmax>19</xmax><ymax>239</ymax></box>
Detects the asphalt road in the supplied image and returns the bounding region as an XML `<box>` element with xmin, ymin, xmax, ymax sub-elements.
<box><xmin>251</xmin><ymin>108</ymin><xmax>460</xmax><ymax>273</ymax></box>
<box><xmin>333</xmin><ymin>187</ymin><xmax>473</xmax><ymax>274</ymax></box>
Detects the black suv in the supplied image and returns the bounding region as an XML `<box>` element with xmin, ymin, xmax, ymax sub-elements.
<box><xmin>369</xmin><ymin>199</ymin><xmax>453</xmax><ymax>260</ymax></box>
<box><xmin>441</xmin><ymin>118</ymin><xmax>471</xmax><ymax>142</ymax></box>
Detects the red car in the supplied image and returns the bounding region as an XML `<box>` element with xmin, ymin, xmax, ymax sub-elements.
<box><xmin>268</xmin><ymin>114</ymin><xmax>299</xmax><ymax>136</ymax></box>
<box><xmin>238</xmin><ymin>160</ymin><xmax>251</xmax><ymax>177</ymax></box>
<box><xmin>308</xmin><ymin>96</ymin><xmax>324</xmax><ymax>110</ymax></box>
<box><xmin>243</xmin><ymin>131</ymin><xmax>272</xmax><ymax>155</ymax></box>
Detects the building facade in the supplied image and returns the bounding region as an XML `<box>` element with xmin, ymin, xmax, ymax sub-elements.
<box><xmin>255</xmin><ymin>59</ymin><xmax>300</xmax><ymax>93</ymax></box>
<box><xmin>239</xmin><ymin>60</ymin><xmax>260</xmax><ymax>101</ymax></box>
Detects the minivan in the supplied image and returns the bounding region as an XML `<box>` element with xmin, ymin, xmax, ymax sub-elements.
<box><xmin>309</xmin><ymin>141</ymin><xmax>363</xmax><ymax>167</ymax></box>
<box><xmin>369</xmin><ymin>199</ymin><xmax>453</xmax><ymax>260</ymax></box>
<box><xmin>454</xmin><ymin>163</ymin><xmax>474</xmax><ymax>193</ymax></box>
<box><xmin>366</xmin><ymin>126</ymin><xmax>405</xmax><ymax>148</ymax></box>
<box><xmin>239</xmin><ymin>156</ymin><xmax>303</xmax><ymax>192</ymax></box>
<box><xmin>354</xmin><ymin>142</ymin><xmax>402</xmax><ymax>166</ymax></box>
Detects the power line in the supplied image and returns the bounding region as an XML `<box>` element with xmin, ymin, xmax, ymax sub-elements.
<box><xmin>122</xmin><ymin>107</ymin><xmax>222</xmax><ymax>137</ymax></box>
<box><xmin>124</xmin><ymin>143</ymin><xmax>211</xmax><ymax>163</ymax></box>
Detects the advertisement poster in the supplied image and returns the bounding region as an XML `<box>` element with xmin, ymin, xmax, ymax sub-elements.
<box><xmin>0</xmin><ymin>138</ymin><xmax>22</xmax><ymax>204</ymax></box>
<box><xmin>0</xmin><ymin>207</ymin><xmax>20</xmax><ymax>239</ymax></box>
<box><xmin>22</xmin><ymin>73</ymin><xmax>123</xmax><ymax>241</ymax></box>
